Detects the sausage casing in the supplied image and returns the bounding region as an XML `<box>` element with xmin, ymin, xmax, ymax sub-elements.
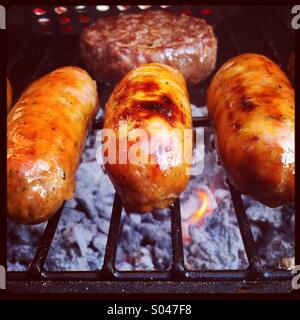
<box><xmin>103</xmin><ymin>63</ymin><xmax>192</xmax><ymax>213</ymax></box>
<box><xmin>7</xmin><ymin>66</ymin><xmax>98</xmax><ymax>224</ymax></box>
<box><xmin>207</xmin><ymin>53</ymin><xmax>294</xmax><ymax>207</ymax></box>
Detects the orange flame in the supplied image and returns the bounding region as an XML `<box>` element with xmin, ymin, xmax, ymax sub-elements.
<box><xmin>194</xmin><ymin>190</ymin><xmax>208</xmax><ymax>219</ymax></box>
<box><xmin>182</xmin><ymin>188</ymin><xmax>215</xmax><ymax>244</ymax></box>
<box><xmin>182</xmin><ymin>189</ymin><xmax>212</xmax><ymax>244</ymax></box>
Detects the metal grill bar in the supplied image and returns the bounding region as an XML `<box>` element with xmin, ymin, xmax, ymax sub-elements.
<box><xmin>8</xmin><ymin>115</ymin><xmax>292</xmax><ymax>289</ymax></box>
<box><xmin>6</xmin><ymin>6</ymin><xmax>294</xmax><ymax>294</ymax></box>
<box><xmin>8</xmin><ymin>268</ymin><xmax>292</xmax><ymax>282</ymax></box>
<box><xmin>28</xmin><ymin>202</ymin><xmax>65</xmax><ymax>278</ymax></box>
<box><xmin>101</xmin><ymin>193</ymin><xmax>123</xmax><ymax>278</ymax></box>
<box><xmin>21</xmin><ymin>117</ymin><xmax>209</xmax><ymax>281</ymax></box>
<box><xmin>6</xmin><ymin>278</ymin><xmax>293</xmax><ymax>294</ymax></box>
<box><xmin>227</xmin><ymin>181</ymin><xmax>263</xmax><ymax>278</ymax></box>
<box><xmin>170</xmin><ymin>199</ymin><xmax>185</xmax><ymax>278</ymax></box>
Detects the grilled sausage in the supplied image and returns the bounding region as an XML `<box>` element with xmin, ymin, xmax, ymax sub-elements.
<box><xmin>7</xmin><ymin>78</ymin><xmax>12</xmax><ymax>111</ymax></box>
<box><xmin>7</xmin><ymin>66</ymin><xmax>98</xmax><ymax>224</ymax></box>
<box><xmin>207</xmin><ymin>53</ymin><xmax>294</xmax><ymax>207</ymax></box>
<box><xmin>103</xmin><ymin>63</ymin><xmax>192</xmax><ymax>213</ymax></box>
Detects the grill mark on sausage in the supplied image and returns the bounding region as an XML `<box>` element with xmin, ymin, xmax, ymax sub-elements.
<box><xmin>232</xmin><ymin>121</ymin><xmax>242</xmax><ymax>132</ymax></box>
<box><xmin>228</xmin><ymin>111</ymin><xmax>234</xmax><ymax>121</ymax></box>
<box><xmin>119</xmin><ymin>94</ymin><xmax>185</xmax><ymax>127</ymax></box>
<box><xmin>136</xmin><ymin>81</ymin><xmax>160</xmax><ymax>92</ymax></box>
<box><xmin>229</xmin><ymin>77</ymin><xmax>246</xmax><ymax>96</ymax></box>
<box><xmin>115</xmin><ymin>80</ymin><xmax>160</xmax><ymax>106</ymax></box>
<box><xmin>267</xmin><ymin>114</ymin><xmax>284</xmax><ymax>121</ymax></box>
<box><xmin>249</xmin><ymin>135</ymin><xmax>260</xmax><ymax>142</ymax></box>
<box><xmin>254</xmin><ymin>91</ymin><xmax>277</xmax><ymax>101</ymax></box>
<box><xmin>240</xmin><ymin>95</ymin><xmax>256</xmax><ymax>111</ymax></box>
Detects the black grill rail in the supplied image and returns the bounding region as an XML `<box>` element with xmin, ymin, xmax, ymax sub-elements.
<box><xmin>6</xmin><ymin>5</ymin><xmax>294</xmax><ymax>294</ymax></box>
<box><xmin>7</xmin><ymin>117</ymin><xmax>293</xmax><ymax>294</ymax></box>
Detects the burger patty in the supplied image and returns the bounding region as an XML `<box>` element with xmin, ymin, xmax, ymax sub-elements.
<box><xmin>80</xmin><ymin>11</ymin><xmax>218</xmax><ymax>85</ymax></box>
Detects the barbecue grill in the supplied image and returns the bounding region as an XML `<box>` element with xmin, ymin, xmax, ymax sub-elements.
<box><xmin>5</xmin><ymin>5</ymin><xmax>295</xmax><ymax>295</ymax></box>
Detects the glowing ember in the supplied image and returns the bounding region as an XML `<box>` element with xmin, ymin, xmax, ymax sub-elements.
<box><xmin>200</xmin><ymin>8</ymin><xmax>213</xmax><ymax>15</ymax></box>
<box><xmin>78</xmin><ymin>15</ymin><xmax>90</xmax><ymax>24</ymax></box>
<box><xmin>75</xmin><ymin>6</ymin><xmax>87</xmax><ymax>12</ymax></box>
<box><xmin>96</xmin><ymin>5</ymin><xmax>109</xmax><ymax>12</ymax></box>
<box><xmin>194</xmin><ymin>190</ymin><xmax>208</xmax><ymax>219</ymax></box>
<box><xmin>63</xmin><ymin>25</ymin><xmax>73</xmax><ymax>33</ymax></box>
<box><xmin>33</xmin><ymin>8</ymin><xmax>46</xmax><ymax>16</ymax></box>
<box><xmin>38</xmin><ymin>17</ymin><xmax>51</xmax><ymax>25</ymax></box>
<box><xmin>181</xmin><ymin>9</ymin><xmax>192</xmax><ymax>16</ymax></box>
<box><xmin>59</xmin><ymin>17</ymin><xmax>71</xmax><ymax>24</ymax></box>
<box><xmin>138</xmin><ymin>5</ymin><xmax>151</xmax><ymax>10</ymax></box>
<box><xmin>54</xmin><ymin>6</ymin><xmax>67</xmax><ymax>15</ymax></box>
<box><xmin>181</xmin><ymin>187</ymin><xmax>217</xmax><ymax>244</ymax></box>
<box><xmin>188</xmin><ymin>189</ymin><xmax>213</xmax><ymax>225</ymax></box>
<box><xmin>117</xmin><ymin>5</ymin><xmax>130</xmax><ymax>11</ymax></box>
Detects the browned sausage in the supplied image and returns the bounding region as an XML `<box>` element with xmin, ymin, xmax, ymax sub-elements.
<box><xmin>207</xmin><ymin>53</ymin><xmax>294</xmax><ymax>207</ymax></box>
<box><xmin>7</xmin><ymin>66</ymin><xmax>98</xmax><ymax>224</ymax></box>
<box><xmin>103</xmin><ymin>63</ymin><xmax>192</xmax><ymax>213</ymax></box>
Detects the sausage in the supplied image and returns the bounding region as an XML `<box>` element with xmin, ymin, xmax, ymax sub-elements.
<box><xmin>7</xmin><ymin>78</ymin><xmax>12</xmax><ymax>111</ymax></box>
<box><xmin>207</xmin><ymin>53</ymin><xmax>294</xmax><ymax>207</ymax></box>
<box><xmin>7</xmin><ymin>66</ymin><xmax>98</xmax><ymax>224</ymax></box>
<box><xmin>103</xmin><ymin>63</ymin><xmax>192</xmax><ymax>213</ymax></box>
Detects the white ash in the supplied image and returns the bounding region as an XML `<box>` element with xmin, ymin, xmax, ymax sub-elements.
<box><xmin>7</xmin><ymin>104</ymin><xmax>294</xmax><ymax>272</ymax></box>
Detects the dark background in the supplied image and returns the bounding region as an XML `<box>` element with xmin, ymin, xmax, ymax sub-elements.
<box><xmin>6</xmin><ymin>5</ymin><xmax>295</xmax><ymax>108</ymax></box>
<box><xmin>2</xmin><ymin>5</ymin><xmax>298</xmax><ymax>297</ymax></box>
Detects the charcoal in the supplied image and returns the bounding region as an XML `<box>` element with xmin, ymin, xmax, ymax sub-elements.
<box><xmin>134</xmin><ymin>247</ymin><xmax>154</xmax><ymax>271</ymax></box>
<box><xmin>7</xmin><ymin>104</ymin><xmax>295</xmax><ymax>272</ymax></box>
<box><xmin>119</xmin><ymin>225</ymin><xmax>143</xmax><ymax>254</ymax></box>
<box><xmin>97</xmin><ymin>218</ymin><xmax>110</xmax><ymax>235</ymax></box>
<box><xmin>152</xmin><ymin>209</ymin><xmax>170</xmax><ymax>222</ymax></box>
<box><xmin>153</xmin><ymin>243</ymin><xmax>171</xmax><ymax>269</ymax></box>
<box><xmin>61</xmin><ymin>224</ymin><xmax>92</xmax><ymax>256</ymax></box>
<box><xmin>244</xmin><ymin>197</ymin><xmax>283</xmax><ymax>228</ymax></box>
<box><xmin>7</xmin><ymin>221</ymin><xmax>46</xmax><ymax>245</ymax></box>
<box><xmin>8</xmin><ymin>245</ymin><xmax>33</xmax><ymax>267</ymax></box>
<box><xmin>117</xmin><ymin>262</ymin><xmax>134</xmax><ymax>271</ymax></box>
<box><xmin>153</xmin><ymin>236</ymin><xmax>172</xmax><ymax>270</ymax></box>
<box><xmin>129</xmin><ymin>213</ymin><xmax>142</xmax><ymax>225</ymax></box>
<box><xmin>141</xmin><ymin>212</ymin><xmax>156</xmax><ymax>224</ymax></box>
<box><xmin>136</xmin><ymin>223</ymin><xmax>170</xmax><ymax>244</ymax></box>
<box><xmin>81</xmin><ymin>148</ymin><xmax>96</xmax><ymax>162</ymax></box>
<box><xmin>61</xmin><ymin>208</ymin><xmax>84</xmax><ymax>224</ymax></box>
<box><xmin>64</xmin><ymin>199</ymin><xmax>78</xmax><ymax>210</ymax></box>
<box><xmin>92</xmin><ymin>234</ymin><xmax>107</xmax><ymax>252</ymax></box>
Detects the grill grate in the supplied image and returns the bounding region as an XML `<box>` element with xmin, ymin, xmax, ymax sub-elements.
<box><xmin>7</xmin><ymin>118</ymin><xmax>293</xmax><ymax>294</ymax></box>
<box><xmin>6</xmin><ymin>5</ymin><xmax>294</xmax><ymax>294</ymax></box>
